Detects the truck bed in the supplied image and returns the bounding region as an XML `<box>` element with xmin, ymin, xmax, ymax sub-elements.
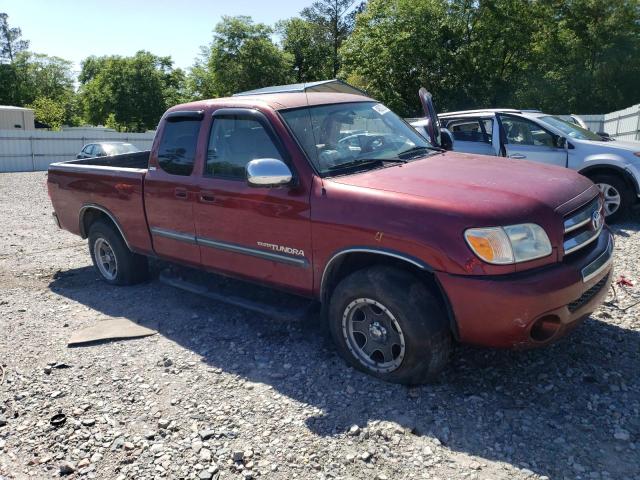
<box><xmin>47</xmin><ymin>150</ymin><xmax>154</xmax><ymax>255</ymax></box>
<box><xmin>64</xmin><ymin>151</ymin><xmax>150</xmax><ymax>170</ymax></box>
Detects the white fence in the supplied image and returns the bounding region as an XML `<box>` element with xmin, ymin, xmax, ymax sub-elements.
<box><xmin>0</xmin><ymin>129</ymin><xmax>156</xmax><ymax>173</ymax></box>
<box><xmin>571</xmin><ymin>104</ymin><xmax>640</xmax><ymax>141</ymax></box>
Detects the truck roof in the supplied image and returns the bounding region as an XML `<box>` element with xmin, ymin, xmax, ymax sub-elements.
<box><xmin>233</xmin><ymin>79</ymin><xmax>367</xmax><ymax>97</ymax></box>
<box><xmin>166</xmin><ymin>92</ymin><xmax>374</xmax><ymax>114</ymax></box>
<box><xmin>165</xmin><ymin>79</ymin><xmax>373</xmax><ymax>115</ymax></box>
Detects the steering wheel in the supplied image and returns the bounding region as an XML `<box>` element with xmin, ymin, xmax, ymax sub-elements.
<box><xmin>362</xmin><ymin>135</ymin><xmax>387</xmax><ymax>153</ymax></box>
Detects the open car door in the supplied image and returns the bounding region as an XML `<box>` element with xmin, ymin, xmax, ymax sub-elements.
<box><xmin>418</xmin><ymin>87</ymin><xmax>442</xmax><ymax>147</ymax></box>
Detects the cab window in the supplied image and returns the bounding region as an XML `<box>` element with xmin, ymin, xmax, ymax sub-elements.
<box><xmin>205</xmin><ymin>116</ymin><xmax>283</xmax><ymax>179</ymax></box>
<box><xmin>157</xmin><ymin>118</ymin><xmax>201</xmax><ymax>176</ymax></box>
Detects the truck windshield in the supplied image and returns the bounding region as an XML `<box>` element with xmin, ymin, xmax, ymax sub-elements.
<box><xmin>280</xmin><ymin>101</ymin><xmax>434</xmax><ymax>176</ymax></box>
<box><xmin>539</xmin><ymin>116</ymin><xmax>604</xmax><ymax>141</ymax></box>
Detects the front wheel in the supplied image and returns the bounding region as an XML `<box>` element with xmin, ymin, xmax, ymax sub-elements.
<box><xmin>88</xmin><ymin>220</ymin><xmax>148</xmax><ymax>285</ymax></box>
<box><xmin>590</xmin><ymin>174</ymin><xmax>633</xmax><ymax>222</ymax></box>
<box><xmin>328</xmin><ymin>266</ymin><xmax>452</xmax><ymax>384</ymax></box>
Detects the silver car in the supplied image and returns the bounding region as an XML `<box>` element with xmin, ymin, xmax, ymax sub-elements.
<box><xmin>77</xmin><ymin>142</ymin><xmax>140</xmax><ymax>159</ymax></box>
<box><xmin>411</xmin><ymin>90</ymin><xmax>640</xmax><ymax>221</ymax></box>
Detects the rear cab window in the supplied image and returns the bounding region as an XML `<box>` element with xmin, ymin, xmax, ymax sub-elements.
<box><xmin>157</xmin><ymin>113</ymin><xmax>203</xmax><ymax>176</ymax></box>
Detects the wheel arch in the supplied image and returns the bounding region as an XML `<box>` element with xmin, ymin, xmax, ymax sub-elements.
<box><xmin>579</xmin><ymin>164</ymin><xmax>639</xmax><ymax>197</ymax></box>
<box><xmin>79</xmin><ymin>204</ymin><xmax>132</xmax><ymax>250</ymax></box>
<box><xmin>320</xmin><ymin>248</ymin><xmax>459</xmax><ymax>339</ymax></box>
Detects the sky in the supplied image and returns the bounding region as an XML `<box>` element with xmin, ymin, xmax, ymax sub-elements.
<box><xmin>3</xmin><ymin>0</ymin><xmax>313</xmax><ymax>74</ymax></box>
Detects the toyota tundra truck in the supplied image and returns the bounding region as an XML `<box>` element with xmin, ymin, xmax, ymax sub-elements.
<box><xmin>47</xmin><ymin>80</ymin><xmax>614</xmax><ymax>384</ymax></box>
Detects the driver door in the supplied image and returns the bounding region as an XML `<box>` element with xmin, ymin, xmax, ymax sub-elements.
<box><xmin>193</xmin><ymin>109</ymin><xmax>313</xmax><ymax>295</ymax></box>
<box><xmin>498</xmin><ymin>114</ymin><xmax>567</xmax><ymax>167</ymax></box>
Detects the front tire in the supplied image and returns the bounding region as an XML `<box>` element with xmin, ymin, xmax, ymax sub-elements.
<box><xmin>328</xmin><ymin>266</ymin><xmax>452</xmax><ymax>384</ymax></box>
<box><xmin>590</xmin><ymin>174</ymin><xmax>632</xmax><ymax>222</ymax></box>
<box><xmin>88</xmin><ymin>220</ymin><xmax>148</xmax><ymax>285</ymax></box>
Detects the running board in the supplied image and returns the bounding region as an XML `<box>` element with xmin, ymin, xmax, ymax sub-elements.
<box><xmin>158</xmin><ymin>267</ymin><xmax>315</xmax><ymax>322</ymax></box>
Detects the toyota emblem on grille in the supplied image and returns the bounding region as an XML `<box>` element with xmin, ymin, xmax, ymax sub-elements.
<box><xmin>591</xmin><ymin>210</ymin><xmax>603</xmax><ymax>231</ymax></box>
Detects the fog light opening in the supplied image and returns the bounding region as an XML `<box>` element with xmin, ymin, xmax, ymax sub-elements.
<box><xmin>530</xmin><ymin>315</ymin><xmax>561</xmax><ymax>342</ymax></box>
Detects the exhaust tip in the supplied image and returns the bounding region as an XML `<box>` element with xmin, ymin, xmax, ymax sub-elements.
<box><xmin>530</xmin><ymin>314</ymin><xmax>561</xmax><ymax>342</ymax></box>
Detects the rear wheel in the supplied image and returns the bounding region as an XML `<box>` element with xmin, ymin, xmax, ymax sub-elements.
<box><xmin>590</xmin><ymin>174</ymin><xmax>632</xmax><ymax>222</ymax></box>
<box><xmin>88</xmin><ymin>220</ymin><xmax>148</xmax><ymax>285</ymax></box>
<box><xmin>328</xmin><ymin>266</ymin><xmax>452</xmax><ymax>384</ymax></box>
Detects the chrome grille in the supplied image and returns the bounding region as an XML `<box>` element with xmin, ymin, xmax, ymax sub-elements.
<box><xmin>563</xmin><ymin>196</ymin><xmax>603</xmax><ymax>256</ymax></box>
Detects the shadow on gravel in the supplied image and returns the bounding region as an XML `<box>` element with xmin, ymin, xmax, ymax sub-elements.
<box><xmin>49</xmin><ymin>265</ymin><xmax>640</xmax><ymax>479</ymax></box>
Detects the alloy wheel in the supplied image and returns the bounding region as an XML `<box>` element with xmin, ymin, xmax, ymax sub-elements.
<box><xmin>94</xmin><ymin>237</ymin><xmax>118</xmax><ymax>281</ymax></box>
<box><xmin>341</xmin><ymin>298</ymin><xmax>406</xmax><ymax>374</ymax></box>
<box><xmin>596</xmin><ymin>182</ymin><xmax>621</xmax><ymax>217</ymax></box>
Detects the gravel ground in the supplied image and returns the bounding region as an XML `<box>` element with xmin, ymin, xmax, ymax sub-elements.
<box><xmin>1</xmin><ymin>171</ymin><xmax>639</xmax><ymax>480</ymax></box>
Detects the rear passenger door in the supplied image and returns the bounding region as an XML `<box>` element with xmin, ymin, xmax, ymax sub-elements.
<box><xmin>144</xmin><ymin>111</ymin><xmax>204</xmax><ymax>265</ymax></box>
<box><xmin>498</xmin><ymin>114</ymin><xmax>567</xmax><ymax>167</ymax></box>
<box><xmin>194</xmin><ymin>108</ymin><xmax>312</xmax><ymax>295</ymax></box>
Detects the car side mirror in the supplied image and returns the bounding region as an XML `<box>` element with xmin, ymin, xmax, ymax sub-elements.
<box><xmin>440</xmin><ymin>128</ymin><xmax>454</xmax><ymax>151</ymax></box>
<box><xmin>246</xmin><ymin>158</ymin><xmax>293</xmax><ymax>188</ymax></box>
<box><xmin>555</xmin><ymin>136</ymin><xmax>567</xmax><ymax>149</ymax></box>
<box><xmin>597</xmin><ymin>131</ymin><xmax>613</xmax><ymax>141</ymax></box>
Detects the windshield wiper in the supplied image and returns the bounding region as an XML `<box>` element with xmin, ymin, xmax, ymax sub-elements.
<box><xmin>327</xmin><ymin>157</ymin><xmax>407</xmax><ymax>171</ymax></box>
<box><xmin>398</xmin><ymin>145</ymin><xmax>441</xmax><ymax>158</ymax></box>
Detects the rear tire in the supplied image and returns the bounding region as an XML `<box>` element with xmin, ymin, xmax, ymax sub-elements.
<box><xmin>88</xmin><ymin>220</ymin><xmax>148</xmax><ymax>285</ymax></box>
<box><xmin>328</xmin><ymin>266</ymin><xmax>452</xmax><ymax>384</ymax></box>
<box><xmin>589</xmin><ymin>173</ymin><xmax>632</xmax><ymax>222</ymax></box>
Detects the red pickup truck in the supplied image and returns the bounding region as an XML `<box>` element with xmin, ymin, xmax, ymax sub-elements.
<box><xmin>48</xmin><ymin>80</ymin><xmax>614</xmax><ymax>384</ymax></box>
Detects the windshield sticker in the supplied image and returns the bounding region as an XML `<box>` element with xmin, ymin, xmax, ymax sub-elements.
<box><xmin>372</xmin><ymin>104</ymin><xmax>390</xmax><ymax>115</ymax></box>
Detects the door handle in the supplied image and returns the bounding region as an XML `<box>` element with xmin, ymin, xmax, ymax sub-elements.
<box><xmin>509</xmin><ymin>153</ymin><xmax>526</xmax><ymax>159</ymax></box>
<box><xmin>199</xmin><ymin>191</ymin><xmax>216</xmax><ymax>204</ymax></box>
<box><xmin>174</xmin><ymin>188</ymin><xmax>188</xmax><ymax>199</ymax></box>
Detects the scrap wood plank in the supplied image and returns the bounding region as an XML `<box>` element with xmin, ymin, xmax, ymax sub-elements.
<box><xmin>68</xmin><ymin>317</ymin><xmax>157</xmax><ymax>346</ymax></box>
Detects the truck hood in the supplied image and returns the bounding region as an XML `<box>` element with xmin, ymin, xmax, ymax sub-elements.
<box><xmin>330</xmin><ymin>152</ymin><xmax>594</xmax><ymax>222</ymax></box>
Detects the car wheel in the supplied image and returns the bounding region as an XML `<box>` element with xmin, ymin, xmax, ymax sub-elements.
<box><xmin>88</xmin><ymin>220</ymin><xmax>148</xmax><ymax>285</ymax></box>
<box><xmin>328</xmin><ymin>266</ymin><xmax>452</xmax><ymax>384</ymax></box>
<box><xmin>590</xmin><ymin>174</ymin><xmax>632</xmax><ymax>222</ymax></box>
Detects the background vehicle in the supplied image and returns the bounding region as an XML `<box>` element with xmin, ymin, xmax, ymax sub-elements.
<box><xmin>77</xmin><ymin>142</ymin><xmax>140</xmax><ymax>159</ymax></box>
<box><xmin>48</xmin><ymin>80</ymin><xmax>613</xmax><ymax>384</ymax></box>
<box><xmin>412</xmin><ymin>99</ymin><xmax>640</xmax><ymax>221</ymax></box>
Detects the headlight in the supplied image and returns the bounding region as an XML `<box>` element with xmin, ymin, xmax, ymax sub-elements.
<box><xmin>464</xmin><ymin>223</ymin><xmax>552</xmax><ymax>264</ymax></box>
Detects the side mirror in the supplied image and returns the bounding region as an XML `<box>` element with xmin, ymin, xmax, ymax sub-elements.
<box><xmin>597</xmin><ymin>131</ymin><xmax>613</xmax><ymax>141</ymax></box>
<box><xmin>76</xmin><ymin>154</ymin><xmax>82</xmax><ymax>159</ymax></box>
<box><xmin>440</xmin><ymin>128</ymin><xmax>454</xmax><ymax>151</ymax></box>
<box><xmin>555</xmin><ymin>136</ymin><xmax>567</xmax><ymax>149</ymax></box>
<box><xmin>246</xmin><ymin>158</ymin><xmax>292</xmax><ymax>188</ymax></box>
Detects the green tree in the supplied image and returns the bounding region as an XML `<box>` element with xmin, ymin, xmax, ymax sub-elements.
<box><xmin>340</xmin><ymin>0</ymin><xmax>453</xmax><ymax>116</ymax></box>
<box><xmin>0</xmin><ymin>12</ymin><xmax>29</xmax><ymax>63</ymax></box>
<box><xmin>278</xmin><ymin>17</ymin><xmax>333</xmax><ymax>82</ymax></box>
<box><xmin>79</xmin><ymin>51</ymin><xmax>186</xmax><ymax>131</ymax></box>
<box><xmin>12</xmin><ymin>52</ymin><xmax>75</xmax><ymax>103</ymax></box>
<box><xmin>300</xmin><ymin>0</ymin><xmax>359</xmax><ymax>77</ymax></box>
<box><xmin>0</xmin><ymin>12</ymin><xmax>30</xmax><ymax>105</ymax></box>
<box><xmin>189</xmin><ymin>16</ymin><xmax>293</xmax><ymax>99</ymax></box>
<box><xmin>0</xmin><ymin>13</ymin><xmax>79</xmax><ymax>126</ymax></box>
<box><xmin>342</xmin><ymin>0</ymin><xmax>640</xmax><ymax>116</ymax></box>
<box><xmin>518</xmin><ymin>0</ymin><xmax>640</xmax><ymax>113</ymax></box>
<box><xmin>27</xmin><ymin>97</ymin><xmax>66</xmax><ymax>130</ymax></box>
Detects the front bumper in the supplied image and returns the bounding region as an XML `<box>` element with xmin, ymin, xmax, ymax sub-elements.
<box><xmin>437</xmin><ymin>229</ymin><xmax>614</xmax><ymax>348</ymax></box>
